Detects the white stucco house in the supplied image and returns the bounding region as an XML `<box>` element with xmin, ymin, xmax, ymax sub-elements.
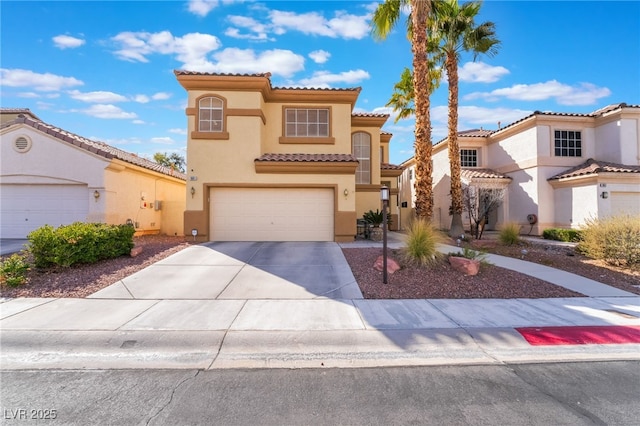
<box><xmin>0</xmin><ymin>108</ymin><xmax>186</xmax><ymax>239</ymax></box>
<box><xmin>399</xmin><ymin>103</ymin><xmax>640</xmax><ymax>234</ymax></box>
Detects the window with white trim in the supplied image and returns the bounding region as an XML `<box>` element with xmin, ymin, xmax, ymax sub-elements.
<box><xmin>198</xmin><ymin>97</ymin><xmax>224</xmax><ymax>132</ymax></box>
<box><xmin>285</xmin><ymin>108</ymin><xmax>329</xmax><ymax>137</ymax></box>
<box><xmin>352</xmin><ymin>132</ymin><xmax>371</xmax><ymax>184</ymax></box>
<box><xmin>554</xmin><ymin>130</ymin><xmax>582</xmax><ymax>157</ymax></box>
<box><xmin>460</xmin><ymin>149</ymin><xmax>478</xmax><ymax>167</ymax></box>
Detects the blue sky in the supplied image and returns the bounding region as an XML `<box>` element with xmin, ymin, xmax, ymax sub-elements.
<box><xmin>2</xmin><ymin>1</ymin><xmax>639</xmax><ymax>165</ymax></box>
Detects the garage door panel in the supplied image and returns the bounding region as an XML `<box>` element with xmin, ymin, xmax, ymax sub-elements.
<box><xmin>210</xmin><ymin>188</ymin><xmax>334</xmax><ymax>241</ymax></box>
<box><xmin>611</xmin><ymin>192</ymin><xmax>640</xmax><ymax>216</ymax></box>
<box><xmin>1</xmin><ymin>184</ymin><xmax>89</xmax><ymax>238</ymax></box>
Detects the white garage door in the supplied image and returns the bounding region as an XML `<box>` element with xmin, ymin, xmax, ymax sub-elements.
<box><xmin>210</xmin><ymin>188</ymin><xmax>334</xmax><ymax>241</ymax></box>
<box><xmin>610</xmin><ymin>192</ymin><xmax>640</xmax><ymax>216</ymax></box>
<box><xmin>0</xmin><ymin>184</ymin><xmax>89</xmax><ymax>238</ymax></box>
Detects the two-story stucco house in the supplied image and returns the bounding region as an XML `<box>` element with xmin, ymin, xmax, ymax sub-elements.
<box><xmin>174</xmin><ymin>71</ymin><xmax>402</xmax><ymax>242</ymax></box>
<box><xmin>399</xmin><ymin>103</ymin><xmax>640</xmax><ymax>234</ymax></box>
<box><xmin>0</xmin><ymin>109</ymin><xmax>186</xmax><ymax>239</ymax></box>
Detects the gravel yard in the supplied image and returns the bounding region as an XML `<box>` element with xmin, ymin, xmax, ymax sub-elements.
<box><xmin>1</xmin><ymin>234</ymin><xmax>638</xmax><ymax>299</ymax></box>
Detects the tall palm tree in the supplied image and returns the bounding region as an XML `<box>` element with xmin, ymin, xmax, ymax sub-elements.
<box><xmin>372</xmin><ymin>0</ymin><xmax>435</xmax><ymax>220</ymax></box>
<box><xmin>430</xmin><ymin>0</ymin><xmax>500</xmax><ymax>237</ymax></box>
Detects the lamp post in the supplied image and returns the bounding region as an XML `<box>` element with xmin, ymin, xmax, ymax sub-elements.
<box><xmin>381</xmin><ymin>185</ymin><xmax>389</xmax><ymax>284</ymax></box>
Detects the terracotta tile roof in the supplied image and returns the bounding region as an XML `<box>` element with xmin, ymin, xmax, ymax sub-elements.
<box><xmin>461</xmin><ymin>168</ymin><xmax>511</xmax><ymax>180</ymax></box>
<box><xmin>273</xmin><ymin>85</ymin><xmax>362</xmax><ymax>92</ymax></box>
<box><xmin>548</xmin><ymin>158</ymin><xmax>640</xmax><ymax>180</ymax></box>
<box><xmin>1</xmin><ymin>107</ymin><xmax>41</xmax><ymax>120</ymax></box>
<box><xmin>255</xmin><ymin>153</ymin><xmax>358</xmax><ymax>162</ymax></box>
<box><xmin>174</xmin><ymin>70</ymin><xmax>272</xmax><ymax>78</ymax></box>
<box><xmin>352</xmin><ymin>112</ymin><xmax>389</xmax><ymax>118</ymax></box>
<box><xmin>458</xmin><ymin>129</ymin><xmax>494</xmax><ymax>137</ymax></box>
<box><xmin>4</xmin><ymin>115</ymin><xmax>186</xmax><ymax>180</ymax></box>
<box><xmin>381</xmin><ymin>163</ymin><xmax>403</xmax><ymax>170</ymax></box>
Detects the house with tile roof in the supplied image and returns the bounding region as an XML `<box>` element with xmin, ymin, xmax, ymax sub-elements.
<box><xmin>0</xmin><ymin>110</ymin><xmax>186</xmax><ymax>239</ymax></box>
<box><xmin>399</xmin><ymin>103</ymin><xmax>640</xmax><ymax>234</ymax></box>
<box><xmin>174</xmin><ymin>71</ymin><xmax>402</xmax><ymax>242</ymax></box>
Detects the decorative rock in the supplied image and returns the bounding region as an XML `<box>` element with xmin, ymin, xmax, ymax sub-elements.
<box><xmin>130</xmin><ymin>246</ymin><xmax>143</xmax><ymax>257</ymax></box>
<box><xmin>448</xmin><ymin>256</ymin><xmax>480</xmax><ymax>276</ymax></box>
<box><xmin>374</xmin><ymin>255</ymin><xmax>401</xmax><ymax>274</ymax></box>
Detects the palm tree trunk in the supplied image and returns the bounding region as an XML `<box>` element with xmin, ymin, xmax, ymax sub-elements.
<box><xmin>446</xmin><ymin>53</ymin><xmax>464</xmax><ymax>237</ymax></box>
<box><xmin>411</xmin><ymin>0</ymin><xmax>433</xmax><ymax>221</ymax></box>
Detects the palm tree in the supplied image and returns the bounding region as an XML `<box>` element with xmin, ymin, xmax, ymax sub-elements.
<box><xmin>429</xmin><ymin>0</ymin><xmax>500</xmax><ymax>237</ymax></box>
<box><xmin>372</xmin><ymin>0</ymin><xmax>435</xmax><ymax>220</ymax></box>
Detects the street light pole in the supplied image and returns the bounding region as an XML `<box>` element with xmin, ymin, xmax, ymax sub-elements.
<box><xmin>381</xmin><ymin>185</ymin><xmax>389</xmax><ymax>284</ymax></box>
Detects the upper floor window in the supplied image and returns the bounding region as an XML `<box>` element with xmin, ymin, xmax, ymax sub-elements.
<box><xmin>554</xmin><ymin>130</ymin><xmax>582</xmax><ymax>157</ymax></box>
<box><xmin>199</xmin><ymin>97</ymin><xmax>224</xmax><ymax>132</ymax></box>
<box><xmin>285</xmin><ymin>108</ymin><xmax>329</xmax><ymax>137</ymax></box>
<box><xmin>352</xmin><ymin>132</ymin><xmax>371</xmax><ymax>184</ymax></box>
<box><xmin>460</xmin><ymin>149</ymin><xmax>478</xmax><ymax>167</ymax></box>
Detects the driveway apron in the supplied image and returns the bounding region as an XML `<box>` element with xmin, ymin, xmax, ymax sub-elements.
<box><xmin>89</xmin><ymin>242</ymin><xmax>363</xmax><ymax>300</ymax></box>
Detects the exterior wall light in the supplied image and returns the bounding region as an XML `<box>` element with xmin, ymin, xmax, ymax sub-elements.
<box><xmin>601</xmin><ymin>191</ymin><xmax>609</xmax><ymax>199</ymax></box>
<box><xmin>343</xmin><ymin>188</ymin><xmax>349</xmax><ymax>197</ymax></box>
<box><xmin>93</xmin><ymin>190</ymin><xmax>100</xmax><ymax>201</ymax></box>
<box><xmin>190</xmin><ymin>186</ymin><xmax>196</xmax><ymax>198</ymax></box>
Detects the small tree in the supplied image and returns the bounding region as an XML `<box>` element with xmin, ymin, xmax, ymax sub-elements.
<box><xmin>153</xmin><ymin>152</ymin><xmax>185</xmax><ymax>173</ymax></box>
<box><xmin>463</xmin><ymin>185</ymin><xmax>505</xmax><ymax>239</ymax></box>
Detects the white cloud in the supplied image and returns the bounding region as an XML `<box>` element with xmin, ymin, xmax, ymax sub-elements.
<box><xmin>0</xmin><ymin>68</ymin><xmax>83</xmax><ymax>91</ymax></box>
<box><xmin>68</xmin><ymin>89</ymin><xmax>128</xmax><ymax>103</ymax></box>
<box><xmin>458</xmin><ymin>61</ymin><xmax>509</xmax><ymax>83</ymax></box>
<box><xmin>77</xmin><ymin>104</ymin><xmax>138</xmax><ymax>119</ymax></box>
<box><xmin>225</xmin><ymin>15</ymin><xmax>270</xmax><ymax>40</ymax></box>
<box><xmin>269</xmin><ymin>10</ymin><xmax>369</xmax><ymax>39</ymax></box>
<box><xmin>134</xmin><ymin>94</ymin><xmax>150</xmax><ymax>103</ymax></box>
<box><xmin>188</xmin><ymin>0</ymin><xmax>219</xmax><ymax>17</ymax></box>
<box><xmin>53</xmin><ymin>35</ymin><xmax>85</xmax><ymax>49</ymax></box>
<box><xmin>464</xmin><ymin>80</ymin><xmax>611</xmax><ymax>106</ymax></box>
<box><xmin>168</xmin><ymin>128</ymin><xmax>187</xmax><ymax>135</ymax></box>
<box><xmin>432</xmin><ymin>105</ymin><xmax>532</xmax><ymax>129</ymax></box>
<box><xmin>205</xmin><ymin>48</ymin><xmax>304</xmax><ymax>77</ymax></box>
<box><xmin>132</xmin><ymin>120</ymin><xmax>145</xmax><ymax>124</ymax></box>
<box><xmin>111</xmin><ymin>31</ymin><xmax>221</xmax><ymax>67</ymax></box>
<box><xmin>298</xmin><ymin>69</ymin><xmax>370</xmax><ymax>88</ymax></box>
<box><xmin>152</xmin><ymin>92</ymin><xmax>172</xmax><ymax>100</ymax></box>
<box><xmin>17</xmin><ymin>92</ymin><xmax>40</xmax><ymax>98</ymax></box>
<box><xmin>151</xmin><ymin>137</ymin><xmax>175</xmax><ymax>145</ymax></box>
<box><xmin>309</xmin><ymin>50</ymin><xmax>331</xmax><ymax>64</ymax></box>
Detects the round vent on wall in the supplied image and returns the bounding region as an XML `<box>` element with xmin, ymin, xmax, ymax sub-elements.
<box><xmin>527</xmin><ymin>214</ymin><xmax>538</xmax><ymax>225</ymax></box>
<box><xmin>13</xmin><ymin>136</ymin><xmax>32</xmax><ymax>153</ymax></box>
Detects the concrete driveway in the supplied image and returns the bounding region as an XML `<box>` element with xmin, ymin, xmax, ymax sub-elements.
<box><xmin>89</xmin><ymin>242</ymin><xmax>363</xmax><ymax>300</ymax></box>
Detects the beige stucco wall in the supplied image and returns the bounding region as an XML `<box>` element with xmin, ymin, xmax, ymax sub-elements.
<box><xmin>103</xmin><ymin>161</ymin><xmax>185</xmax><ymax>236</ymax></box>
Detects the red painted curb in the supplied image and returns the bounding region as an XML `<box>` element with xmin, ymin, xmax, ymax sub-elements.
<box><xmin>516</xmin><ymin>325</ymin><xmax>640</xmax><ymax>346</ymax></box>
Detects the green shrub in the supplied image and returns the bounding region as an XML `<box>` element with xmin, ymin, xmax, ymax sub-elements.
<box><xmin>499</xmin><ymin>223</ymin><xmax>521</xmax><ymax>246</ymax></box>
<box><xmin>28</xmin><ymin>222</ymin><xmax>135</xmax><ymax>268</ymax></box>
<box><xmin>402</xmin><ymin>219</ymin><xmax>444</xmax><ymax>266</ymax></box>
<box><xmin>577</xmin><ymin>214</ymin><xmax>640</xmax><ymax>268</ymax></box>
<box><xmin>448</xmin><ymin>247</ymin><xmax>487</xmax><ymax>261</ymax></box>
<box><xmin>1</xmin><ymin>253</ymin><xmax>30</xmax><ymax>287</ymax></box>
<box><xmin>363</xmin><ymin>209</ymin><xmax>391</xmax><ymax>227</ymax></box>
<box><xmin>542</xmin><ymin>228</ymin><xmax>582</xmax><ymax>242</ymax></box>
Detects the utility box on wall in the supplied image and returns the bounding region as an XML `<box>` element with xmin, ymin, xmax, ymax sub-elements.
<box><xmin>154</xmin><ymin>200</ymin><xmax>162</xmax><ymax>211</ymax></box>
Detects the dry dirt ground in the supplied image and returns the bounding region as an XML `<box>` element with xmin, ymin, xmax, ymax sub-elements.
<box><xmin>2</xmin><ymin>235</ymin><xmax>639</xmax><ymax>299</ymax></box>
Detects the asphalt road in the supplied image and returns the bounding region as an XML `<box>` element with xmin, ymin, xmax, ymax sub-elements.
<box><xmin>1</xmin><ymin>361</ymin><xmax>638</xmax><ymax>425</ymax></box>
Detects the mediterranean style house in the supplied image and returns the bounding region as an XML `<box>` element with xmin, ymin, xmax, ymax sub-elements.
<box><xmin>174</xmin><ymin>71</ymin><xmax>402</xmax><ymax>242</ymax></box>
<box><xmin>0</xmin><ymin>108</ymin><xmax>186</xmax><ymax>239</ymax></box>
<box><xmin>399</xmin><ymin>103</ymin><xmax>640</xmax><ymax>234</ymax></box>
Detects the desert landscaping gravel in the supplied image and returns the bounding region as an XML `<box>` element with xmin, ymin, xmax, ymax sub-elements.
<box><xmin>1</xmin><ymin>234</ymin><xmax>638</xmax><ymax>299</ymax></box>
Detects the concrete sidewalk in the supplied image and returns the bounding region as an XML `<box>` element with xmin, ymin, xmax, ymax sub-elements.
<box><xmin>1</xmin><ymin>235</ymin><xmax>639</xmax><ymax>370</ymax></box>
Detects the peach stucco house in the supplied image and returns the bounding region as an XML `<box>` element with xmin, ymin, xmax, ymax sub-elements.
<box><xmin>0</xmin><ymin>108</ymin><xmax>186</xmax><ymax>239</ymax></box>
<box><xmin>399</xmin><ymin>103</ymin><xmax>640</xmax><ymax>234</ymax></box>
<box><xmin>174</xmin><ymin>71</ymin><xmax>402</xmax><ymax>242</ymax></box>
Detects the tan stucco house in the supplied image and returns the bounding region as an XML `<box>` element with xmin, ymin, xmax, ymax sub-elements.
<box><xmin>0</xmin><ymin>108</ymin><xmax>186</xmax><ymax>239</ymax></box>
<box><xmin>174</xmin><ymin>71</ymin><xmax>402</xmax><ymax>242</ymax></box>
<box><xmin>399</xmin><ymin>103</ymin><xmax>640</xmax><ymax>234</ymax></box>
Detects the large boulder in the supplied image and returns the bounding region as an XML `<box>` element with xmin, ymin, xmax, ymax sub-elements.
<box><xmin>448</xmin><ymin>256</ymin><xmax>480</xmax><ymax>276</ymax></box>
<box><xmin>374</xmin><ymin>255</ymin><xmax>401</xmax><ymax>274</ymax></box>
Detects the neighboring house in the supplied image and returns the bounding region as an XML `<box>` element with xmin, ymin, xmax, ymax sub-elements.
<box><xmin>174</xmin><ymin>71</ymin><xmax>402</xmax><ymax>242</ymax></box>
<box><xmin>0</xmin><ymin>109</ymin><xmax>186</xmax><ymax>239</ymax></box>
<box><xmin>399</xmin><ymin>103</ymin><xmax>640</xmax><ymax>234</ymax></box>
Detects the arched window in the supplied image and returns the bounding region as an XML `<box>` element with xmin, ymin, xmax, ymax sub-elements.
<box><xmin>198</xmin><ymin>97</ymin><xmax>224</xmax><ymax>132</ymax></box>
<box><xmin>352</xmin><ymin>132</ymin><xmax>371</xmax><ymax>184</ymax></box>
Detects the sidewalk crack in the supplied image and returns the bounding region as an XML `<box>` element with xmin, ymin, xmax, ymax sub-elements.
<box><xmin>145</xmin><ymin>370</ymin><xmax>200</xmax><ymax>425</ymax></box>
